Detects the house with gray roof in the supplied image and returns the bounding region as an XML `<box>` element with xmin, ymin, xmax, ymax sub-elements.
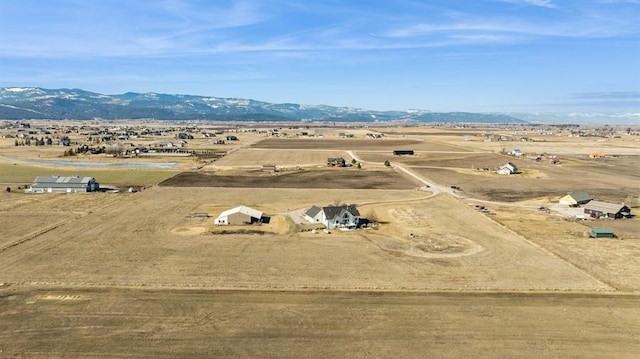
<box><xmin>28</xmin><ymin>176</ymin><xmax>99</xmax><ymax>193</ymax></box>
<box><xmin>304</xmin><ymin>204</ymin><xmax>360</xmax><ymax>230</ymax></box>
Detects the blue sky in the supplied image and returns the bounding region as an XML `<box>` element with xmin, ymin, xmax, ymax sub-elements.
<box><xmin>1</xmin><ymin>0</ymin><xmax>639</xmax><ymax>113</ymax></box>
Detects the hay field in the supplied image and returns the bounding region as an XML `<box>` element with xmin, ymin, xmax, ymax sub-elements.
<box><xmin>411</xmin><ymin>154</ymin><xmax>640</xmax><ymax>202</ymax></box>
<box><xmin>1</xmin><ymin>287</ymin><xmax>639</xmax><ymax>358</ymax></box>
<box><xmin>2</xmin><ymin>124</ymin><xmax>639</xmax><ymax>357</ymax></box>
<box><xmin>490</xmin><ymin>206</ymin><xmax>640</xmax><ymax>291</ymax></box>
<box><xmin>0</xmin><ymin>187</ymin><xmax>610</xmax><ymax>291</ymax></box>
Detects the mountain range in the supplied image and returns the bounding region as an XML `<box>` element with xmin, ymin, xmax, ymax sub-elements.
<box><xmin>0</xmin><ymin>87</ymin><xmax>637</xmax><ymax>124</ymax></box>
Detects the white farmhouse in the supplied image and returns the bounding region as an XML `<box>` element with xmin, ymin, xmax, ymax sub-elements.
<box><xmin>304</xmin><ymin>204</ymin><xmax>360</xmax><ymax>230</ymax></box>
<box><xmin>497</xmin><ymin>162</ymin><xmax>519</xmax><ymax>175</ymax></box>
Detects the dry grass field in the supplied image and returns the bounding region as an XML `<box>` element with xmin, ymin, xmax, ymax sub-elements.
<box><xmin>1</xmin><ymin>124</ymin><xmax>639</xmax><ymax>357</ymax></box>
<box><xmin>1</xmin><ymin>288</ymin><xmax>638</xmax><ymax>358</ymax></box>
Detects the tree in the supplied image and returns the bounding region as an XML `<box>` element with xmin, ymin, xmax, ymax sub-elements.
<box><xmin>5</xmin><ymin>187</ymin><xmax>11</xmax><ymax>193</ymax></box>
<box><xmin>14</xmin><ymin>139</ymin><xmax>19</xmax><ymax>146</ymax></box>
<box><xmin>357</xmin><ymin>162</ymin><xmax>362</xmax><ymax>169</ymax></box>
<box><xmin>365</xmin><ymin>209</ymin><xmax>378</xmax><ymax>223</ymax></box>
<box><xmin>384</xmin><ymin>160</ymin><xmax>391</xmax><ymax>167</ymax></box>
<box><xmin>351</xmin><ymin>158</ymin><xmax>357</xmax><ymax>165</ymax></box>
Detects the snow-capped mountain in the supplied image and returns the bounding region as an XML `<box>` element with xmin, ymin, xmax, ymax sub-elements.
<box><xmin>0</xmin><ymin>87</ymin><xmax>527</xmax><ymax>123</ymax></box>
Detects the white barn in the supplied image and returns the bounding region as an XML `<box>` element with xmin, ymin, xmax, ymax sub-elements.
<box><xmin>214</xmin><ymin>206</ymin><xmax>263</xmax><ymax>225</ymax></box>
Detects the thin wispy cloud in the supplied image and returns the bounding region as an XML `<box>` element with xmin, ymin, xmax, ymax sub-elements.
<box><xmin>572</xmin><ymin>91</ymin><xmax>640</xmax><ymax>99</ymax></box>
<box><xmin>501</xmin><ymin>0</ymin><xmax>556</xmax><ymax>8</ymax></box>
<box><xmin>0</xmin><ymin>0</ymin><xmax>638</xmax><ymax>113</ymax></box>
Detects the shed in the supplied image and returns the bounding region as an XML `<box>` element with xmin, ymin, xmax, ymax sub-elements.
<box><xmin>590</xmin><ymin>228</ymin><xmax>615</xmax><ymax>238</ymax></box>
<box><xmin>393</xmin><ymin>150</ymin><xmax>415</xmax><ymax>156</ymax></box>
<box><xmin>261</xmin><ymin>164</ymin><xmax>277</xmax><ymax>172</ymax></box>
<box><xmin>215</xmin><ymin>206</ymin><xmax>263</xmax><ymax>225</ymax></box>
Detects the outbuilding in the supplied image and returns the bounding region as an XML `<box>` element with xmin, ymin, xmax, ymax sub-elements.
<box><xmin>393</xmin><ymin>150</ymin><xmax>415</xmax><ymax>156</ymax></box>
<box><xmin>28</xmin><ymin>175</ymin><xmax>99</xmax><ymax>193</ymax></box>
<box><xmin>214</xmin><ymin>206</ymin><xmax>263</xmax><ymax>225</ymax></box>
<box><xmin>590</xmin><ymin>228</ymin><xmax>615</xmax><ymax>238</ymax></box>
<box><xmin>583</xmin><ymin>201</ymin><xmax>631</xmax><ymax>219</ymax></box>
<box><xmin>559</xmin><ymin>191</ymin><xmax>593</xmax><ymax>206</ymax></box>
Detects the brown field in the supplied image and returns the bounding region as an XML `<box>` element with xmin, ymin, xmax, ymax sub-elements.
<box><xmin>159</xmin><ymin>167</ymin><xmax>419</xmax><ymax>189</ymax></box>
<box><xmin>210</xmin><ymin>148</ymin><xmax>351</xmax><ymax>168</ymax></box>
<box><xmin>1</xmin><ymin>288</ymin><xmax>639</xmax><ymax>358</ymax></box>
<box><xmin>1</xmin><ymin>124</ymin><xmax>639</xmax><ymax>357</ymax></box>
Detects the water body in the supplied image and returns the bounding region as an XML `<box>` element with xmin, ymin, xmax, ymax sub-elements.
<box><xmin>12</xmin><ymin>158</ymin><xmax>177</xmax><ymax>169</ymax></box>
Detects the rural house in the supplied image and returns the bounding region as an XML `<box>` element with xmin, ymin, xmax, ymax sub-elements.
<box><xmin>28</xmin><ymin>176</ymin><xmax>99</xmax><ymax>193</ymax></box>
<box><xmin>497</xmin><ymin>162</ymin><xmax>519</xmax><ymax>175</ymax></box>
<box><xmin>583</xmin><ymin>201</ymin><xmax>631</xmax><ymax>219</ymax></box>
<box><xmin>214</xmin><ymin>206</ymin><xmax>263</xmax><ymax>225</ymax></box>
<box><xmin>559</xmin><ymin>191</ymin><xmax>593</xmax><ymax>206</ymax></box>
<box><xmin>304</xmin><ymin>204</ymin><xmax>360</xmax><ymax>230</ymax></box>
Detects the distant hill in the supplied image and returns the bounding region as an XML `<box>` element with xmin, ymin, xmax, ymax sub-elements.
<box><xmin>0</xmin><ymin>87</ymin><xmax>529</xmax><ymax>123</ymax></box>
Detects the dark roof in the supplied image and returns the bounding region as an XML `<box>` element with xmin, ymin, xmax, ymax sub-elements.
<box><xmin>567</xmin><ymin>190</ymin><xmax>592</xmax><ymax>202</ymax></box>
<box><xmin>321</xmin><ymin>204</ymin><xmax>360</xmax><ymax>219</ymax></box>
<box><xmin>304</xmin><ymin>205</ymin><xmax>322</xmax><ymax>218</ymax></box>
<box><xmin>584</xmin><ymin>201</ymin><xmax>628</xmax><ymax>214</ymax></box>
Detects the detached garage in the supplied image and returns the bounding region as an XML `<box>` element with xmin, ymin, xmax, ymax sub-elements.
<box><xmin>214</xmin><ymin>206</ymin><xmax>263</xmax><ymax>225</ymax></box>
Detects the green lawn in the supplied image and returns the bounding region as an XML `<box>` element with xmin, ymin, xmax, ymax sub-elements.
<box><xmin>0</xmin><ymin>163</ymin><xmax>178</xmax><ymax>186</ymax></box>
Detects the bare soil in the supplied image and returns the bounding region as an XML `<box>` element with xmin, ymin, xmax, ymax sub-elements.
<box><xmin>159</xmin><ymin>168</ymin><xmax>418</xmax><ymax>189</ymax></box>
<box><xmin>252</xmin><ymin>138</ymin><xmax>423</xmax><ymax>150</ymax></box>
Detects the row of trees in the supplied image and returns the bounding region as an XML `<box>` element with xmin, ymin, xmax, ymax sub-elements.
<box><xmin>14</xmin><ymin>137</ymin><xmax>53</xmax><ymax>146</ymax></box>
